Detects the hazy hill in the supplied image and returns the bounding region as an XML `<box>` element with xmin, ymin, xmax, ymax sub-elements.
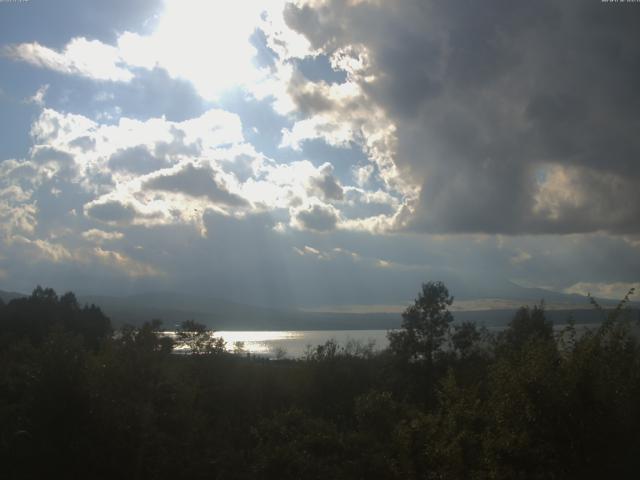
<box><xmin>0</xmin><ymin>289</ymin><xmax>26</xmax><ymax>303</ymax></box>
<box><xmin>2</xmin><ymin>288</ymin><xmax>635</xmax><ymax>330</ymax></box>
<box><xmin>77</xmin><ymin>292</ymin><xmax>400</xmax><ymax>330</ymax></box>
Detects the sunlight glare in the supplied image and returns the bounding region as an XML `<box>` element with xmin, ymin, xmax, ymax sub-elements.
<box><xmin>121</xmin><ymin>0</ymin><xmax>283</xmax><ymax>100</ymax></box>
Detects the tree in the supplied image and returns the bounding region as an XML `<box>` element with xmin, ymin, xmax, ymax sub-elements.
<box><xmin>451</xmin><ymin>321</ymin><xmax>482</xmax><ymax>359</ymax></box>
<box><xmin>388</xmin><ymin>281</ymin><xmax>454</xmax><ymax>363</ymax></box>
<box><xmin>176</xmin><ymin>320</ymin><xmax>225</xmax><ymax>355</ymax></box>
<box><xmin>0</xmin><ymin>286</ymin><xmax>110</xmax><ymax>349</ymax></box>
<box><xmin>500</xmin><ymin>302</ymin><xmax>552</xmax><ymax>351</ymax></box>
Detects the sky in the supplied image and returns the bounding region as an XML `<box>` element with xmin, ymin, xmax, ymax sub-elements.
<box><xmin>0</xmin><ymin>0</ymin><xmax>639</xmax><ymax>310</ymax></box>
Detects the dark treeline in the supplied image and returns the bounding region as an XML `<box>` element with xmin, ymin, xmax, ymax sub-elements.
<box><xmin>1</xmin><ymin>283</ymin><xmax>639</xmax><ymax>479</ymax></box>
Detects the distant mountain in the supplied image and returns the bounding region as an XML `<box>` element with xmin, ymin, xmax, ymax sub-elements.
<box><xmin>2</xmin><ymin>287</ymin><xmax>635</xmax><ymax>330</ymax></box>
<box><xmin>78</xmin><ymin>290</ymin><xmax>633</xmax><ymax>331</ymax></box>
<box><xmin>448</xmin><ymin>277</ymin><xmax>593</xmax><ymax>305</ymax></box>
<box><xmin>77</xmin><ymin>292</ymin><xmax>402</xmax><ymax>330</ymax></box>
<box><xmin>0</xmin><ymin>289</ymin><xmax>26</xmax><ymax>304</ymax></box>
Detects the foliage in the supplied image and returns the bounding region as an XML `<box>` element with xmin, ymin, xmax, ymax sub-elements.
<box><xmin>0</xmin><ymin>286</ymin><xmax>110</xmax><ymax>349</ymax></box>
<box><xmin>498</xmin><ymin>301</ymin><xmax>552</xmax><ymax>352</ymax></box>
<box><xmin>387</xmin><ymin>281</ymin><xmax>454</xmax><ymax>364</ymax></box>
<box><xmin>176</xmin><ymin>319</ymin><xmax>226</xmax><ymax>355</ymax></box>
<box><xmin>451</xmin><ymin>321</ymin><xmax>483</xmax><ymax>358</ymax></box>
<box><xmin>1</xmin><ymin>283</ymin><xmax>639</xmax><ymax>478</ymax></box>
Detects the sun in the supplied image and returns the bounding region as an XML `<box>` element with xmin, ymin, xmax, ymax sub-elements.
<box><xmin>120</xmin><ymin>0</ymin><xmax>283</xmax><ymax>100</ymax></box>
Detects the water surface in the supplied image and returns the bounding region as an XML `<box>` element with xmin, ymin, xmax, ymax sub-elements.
<box><xmin>211</xmin><ymin>330</ymin><xmax>390</xmax><ymax>358</ymax></box>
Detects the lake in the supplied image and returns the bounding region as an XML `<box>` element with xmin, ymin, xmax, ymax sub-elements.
<box><xmin>179</xmin><ymin>330</ymin><xmax>392</xmax><ymax>358</ymax></box>
<box><xmin>171</xmin><ymin>323</ymin><xmax>604</xmax><ymax>358</ymax></box>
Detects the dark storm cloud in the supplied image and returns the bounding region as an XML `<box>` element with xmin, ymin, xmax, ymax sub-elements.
<box><xmin>143</xmin><ymin>163</ymin><xmax>248</xmax><ymax>207</ymax></box>
<box><xmin>284</xmin><ymin>0</ymin><xmax>640</xmax><ymax>234</ymax></box>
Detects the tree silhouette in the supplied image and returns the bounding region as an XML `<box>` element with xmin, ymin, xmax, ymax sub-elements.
<box><xmin>388</xmin><ymin>281</ymin><xmax>454</xmax><ymax>364</ymax></box>
<box><xmin>0</xmin><ymin>286</ymin><xmax>110</xmax><ymax>348</ymax></box>
<box><xmin>176</xmin><ymin>319</ymin><xmax>225</xmax><ymax>354</ymax></box>
<box><xmin>451</xmin><ymin>321</ymin><xmax>482</xmax><ymax>358</ymax></box>
<box><xmin>499</xmin><ymin>302</ymin><xmax>551</xmax><ymax>351</ymax></box>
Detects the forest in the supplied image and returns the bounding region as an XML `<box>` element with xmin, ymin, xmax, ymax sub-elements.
<box><xmin>1</xmin><ymin>282</ymin><xmax>639</xmax><ymax>479</ymax></box>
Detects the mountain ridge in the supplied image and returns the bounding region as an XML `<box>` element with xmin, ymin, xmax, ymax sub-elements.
<box><xmin>2</xmin><ymin>287</ymin><xmax>634</xmax><ymax>330</ymax></box>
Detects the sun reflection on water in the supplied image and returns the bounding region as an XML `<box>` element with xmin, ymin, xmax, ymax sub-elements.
<box><xmin>165</xmin><ymin>330</ymin><xmax>389</xmax><ymax>357</ymax></box>
<box><xmin>215</xmin><ymin>331</ymin><xmax>304</xmax><ymax>354</ymax></box>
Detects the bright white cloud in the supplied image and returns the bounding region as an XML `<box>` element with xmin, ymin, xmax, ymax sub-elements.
<box><xmin>3</xmin><ymin>0</ymin><xmax>414</xmax><ymax>234</ymax></box>
<box><xmin>4</xmin><ymin>0</ymin><xmax>299</xmax><ymax>100</ymax></box>
<box><xmin>26</xmin><ymin>84</ymin><xmax>49</xmax><ymax>106</ymax></box>
<box><xmin>4</xmin><ymin>38</ymin><xmax>134</xmax><ymax>81</ymax></box>
<box><xmin>6</xmin><ymin>104</ymin><xmax>402</xmax><ymax>243</ymax></box>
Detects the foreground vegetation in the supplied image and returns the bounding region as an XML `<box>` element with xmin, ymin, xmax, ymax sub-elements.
<box><xmin>1</xmin><ymin>283</ymin><xmax>639</xmax><ymax>479</ymax></box>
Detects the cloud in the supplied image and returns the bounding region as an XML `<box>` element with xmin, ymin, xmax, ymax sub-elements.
<box><xmin>3</xmin><ymin>102</ymin><xmax>395</xmax><ymax>270</ymax></box>
<box><xmin>1</xmin><ymin>0</ymin><xmax>638</xmax><ymax>309</ymax></box>
<box><xmin>24</xmin><ymin>106</ymin><xmax>248</xmax><ymax>203</ymax></box>
<box><xmin>69</xmin><ymin>136</ymin><xmax>96</xmax><ymax>152</ymax></box>
<box><xmin>7</xmin><ymin>236</ymin><xmax>75</xmax><ymax>263</ymax></box>
<box><xmin>26</xmin><ymin>84</ymin><xmax>49</xmax><ymax>106</ymax></box>
<box><xmin>564</xmin><ymin>282</ymin><xmax>639</xmax><ymax>301</ymax></box>
<box><xmin>108</xmin><ymin>145</ymin><xmax>168</xmax><ymax>174</ymax></box>
<box><xmin>92</xmin><ymin>247</ymin><xmax>162</xmax><ymax>278</ymax></box>
<box><xmin>293</xmin><ymin>245</ymin><xmax>328</xmax><ymax>260</ymax></box>
<box><xmin>0</xmin><ymin>163</ymin><xmax>39</xmax><ymax>236</ymax></box>
<box><xmin>282</xmin><ymin>0</ymin><xmax>640</xmax><ymax>234</ymax></box>
<box><xmin>7</xmin><ymin>238</ymin><xmax>161</xmax><ymax>278</ymax></box>
<box><xmin>14</xmin><ymin>104</ymin><xmax>392</xmax><ymax>243</ymax></box>
<box><xmin>274</xmin><ymin>76</ymin><xmax>411</xmax><ymax>231</ymax></box>
<box><xmin>82</xmin><ymin>229</ymin><xmax>124</xmax><ymax>244</ymax></box>
<box><xmin>144</xmin><ymin>163</ymin><xmax>249</xmax><ymax>207</ymax></box>
<box><xmin>11</xmin><ymin>1</ymin><xmax>638</xmax><ymax>235</ymax></box>
<box><xmin>4</xmin><ymin>38</ymin><xmax>134</xmax><ymax>81</ymax></box>
<box><xmin>510</xmin><ymin>249</ymin><xmax>532</xmax><ymax>266</ymax></box>
<box><xmin>308</xmin><ymin>162</ymin><xmax>344</xmax><ymax>201</ymax></box>
<box><xmin>239</xmin><ymin>158</ymin><xmax>347</xmax><ymax>215</ymax></box>
<box><xmin>85</xmin><ymin>200</ymin><xmax>137</xmax><ymax>224</ymax></box>
<box><xmin>0</xmin><ymin>104</ymin><xmax>256</xmax><ymax>244</ymax></box>
<box><xmin>3</xmin><ymin>3</ymin><xmax>409</xmax><ymax>235</ymax></box>
<box><xmin>531</xmin><ymin>164</ymin><xmax>640</xmax><ymax>234</ymax></box>
<box><xmin>294</xmin><ymin>203</ymin><xmax>339</xmax><ymax>232</ymax></box>
<box><xmin>3</xmin><ymin>2</ymin><xmax>289</xmax><ymax>100</ymax></box>
<box><xmin>31</xmin><ymin>147</ymin><xmax>74</xmax><ymax>166</ymax></box>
